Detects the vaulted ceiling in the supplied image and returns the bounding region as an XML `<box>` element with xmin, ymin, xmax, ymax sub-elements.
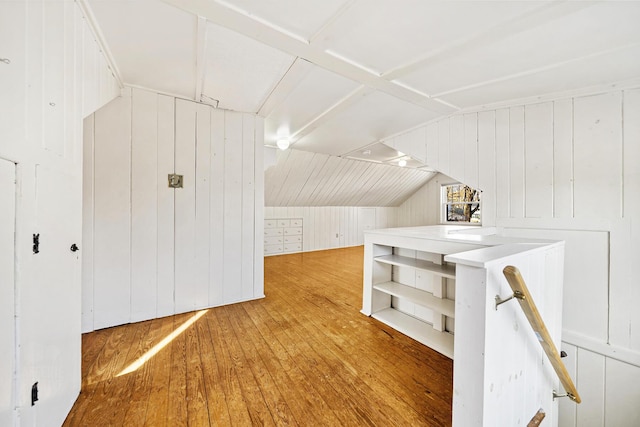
<box><xmin>87</xmin><ymin>0</ymin><xmax>640</xmax><ymax>205</ymax></box>
<box><xmin>87</xmin><ymin>0</ymin><xmax>640</xmax><ymax>158</ymax></box>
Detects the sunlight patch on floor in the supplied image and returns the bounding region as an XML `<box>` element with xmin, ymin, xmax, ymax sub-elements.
<box><xmin>117</xmin><ymin>309</ymin><xmax>209</xmax><ymax>377</ymax></box>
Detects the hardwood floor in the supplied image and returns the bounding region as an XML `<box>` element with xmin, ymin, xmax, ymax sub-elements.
<box><xmin>64</xmin><ymin>246</ymin><xmax>453</xmax><ymax>426</ymax></box>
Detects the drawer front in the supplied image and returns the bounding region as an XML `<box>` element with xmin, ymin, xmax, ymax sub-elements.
<box><xmin>290</xmin><ymin>218</ymin><xmax>303</xmax><ymax>227</ymax></box>
<box><xmin>284</xmin><ymin>235</ymin><xmax>302</xmax><ymax>243</ymax></box>
<box><xmin>284</xmin><ymin>243</ymin><xmax>302</xmax><ymax>252</ymax></box>
<box><xmin>264</xmin><ymin>219</ymin><xmax>278</xmax><ymax>229</ymax></box>
<box><xmin>284</xmin><ymin>227</ymin><xmax>302</xmax><ymax>236</ymax></box>
<box><xmin>277</xmin><ymin>219</ymin><xmax>291</xmax><ymax>227</ymax></box>
<box><xmin>265</xmin><ymin>236</ymin><xmax>283</xmax><ymax>245</ymax></box>
<box><xmin>265</xmin><ymin>244</ymin><xmax>284</xmax><ymax>255</ymax></box>
<box><xmin>264</xmin><ymin>228</ymin><xmax>283</xmax><ymax>237</ymax></box>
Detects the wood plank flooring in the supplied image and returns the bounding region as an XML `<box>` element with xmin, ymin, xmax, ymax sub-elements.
<box><xmin>63</xmin><ymin>246</ymin><xmax>453</xmax><ymax>426</ymax></box>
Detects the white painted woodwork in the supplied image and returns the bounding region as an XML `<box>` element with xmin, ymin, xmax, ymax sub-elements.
<box><xmin>93</xmin><ymin>93</ymin><xmax>132</xmax><ymax>329</ymax></box>
<box><xmin>205</xmin><ymin>23</ymin><xmax>295</xmax><ymax>113</ymax></box>
<box><xmin>362</xmin><ymin>226</ymin><xmax>487</xmax><ymax>359</ymax></box>
<box><xmin>157</xmin><ymin>95</ymin><xmax>176</xmax><ymax>317</ymax></box>
<box><xmin>84</xmin><ymin>87</ymin><xmax>265</xmax><ymax>330</ymax></box>
<box><xmin>0</xmin><ymin>160</ymin><xmax>15</xmax><ymax>426</ymax></box>
<box><xmin>265</xmin><ymin>148</ymin><xmax>435</xmax><ymax>207</ymax></box>
<box><xmin>558</xmin><ymin>343</ymin><xmax>578</xmax><ymax>427</ymax></box>
<box><xmin>524</xmin><ymin>102</ymin><xmax>553</xmax><ymax>218</ymax></box>
<box><xmin>1</xmin><ymin>0</ymin><xmax>118</xmax><ymax>423</ymax></box>
<box><xmin>604</xmin><ymin>358</ymin><xmax>640</xmax><ymax>426</ymax></box>
<box><xmin>174</xmin><ymin>98</ymin><xmax>198</xmax><ymax>313</ymax></box>
<box><xmin>23</xmin><ymin>167</ymin><xmax>83</xmax><ymax>425</ymax></box>
<box><xmin>390</xmin><ymin>87</ymin><xmax>640</xmax><ymax>425</ymax></box>
<box><xmin>362</xmin><ymin>225</ymin><xmax>564</xmax><ymax>427</ymax></box>
<box><xmin>477</xmin><ymin>111</ymin><xmax>496</xmax><ymax>227</ymax></box>
<box><xmin>210</xmin><ymin>109</ymin><xmax>225</xmax><ymax>306</ymax></box>
<box><xmin>447</xmin><ymin>239</ymin><xmax>564</xmax><ymax>427</ymax></box>
<box><xmin>81</xmin><ymin>116</ymin><xmax>95</xmax><ymax>332</ymax></box>
<box><xmin>264</xmin><ymin>218</ymin><xmax>303</xmax><ymax>256</ymax></box>
<box><xmin>393</xmin><ymin>173</ymin><xmax>449</xmax><ymax>227</ymax></box>
<box><xmin>131</xmin><ymin>89</ymin><xmax>160</xmax><ymax>322</ymax></box>
<box><xmin>576</xmin><ymin>350</ymin><xmax>605</xmax><ymax>426</ymax></box>
<box><xmin>88</xmin><ymin>0</ymin><xmax>196</xmax><ymax>99</ymax></box>
<box><xmin>573</xmin><ymin>92</ymin><xmax>623</xmax><ymax>220</ymax></box>
<box><xmin>264</xmin><ymin>206</ymin><xmax>396</xmax><ymax>252</ymax></box>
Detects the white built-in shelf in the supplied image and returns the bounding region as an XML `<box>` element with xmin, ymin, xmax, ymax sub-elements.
<box><xmin>374</xmin><ymin>254</ymin><xmax>456</xmax><ymax>279</ymax></box>
<box><xmin>373</xmin><ymin>281</ymin><xmax>455</xmax><ymax>318</ymax></box>
<box><xmin>372</xmin><ymin>308</ymin><xmax>454</xmax><ymax>359</ymax></box>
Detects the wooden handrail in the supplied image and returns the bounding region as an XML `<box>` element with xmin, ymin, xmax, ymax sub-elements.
<box><xmin>502</xmin><ymin>266</ymin><xmax>582</xmax><ymax>404</ymax></box>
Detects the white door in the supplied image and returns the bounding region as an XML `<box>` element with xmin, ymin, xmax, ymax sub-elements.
<box><xmin>19</xmin><ymin>166</ymin><xmax>82</xmax><ymax>425</ymax></box>
<box><xmin>0</xmin><ymin>159</ymin><xmax>16</xmax><ymax>426</ymax></box>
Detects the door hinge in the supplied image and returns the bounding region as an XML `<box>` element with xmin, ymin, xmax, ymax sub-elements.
<box><xmin>33</xmin><ymin>233</ymin><xmax>40</xmax><ymax>254</ymax></box>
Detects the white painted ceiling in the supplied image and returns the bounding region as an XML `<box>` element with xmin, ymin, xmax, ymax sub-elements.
<box><xmin>87</xmin><ymin>0</ymin><xmax>640</xmax><ymax>206</ymax></box>
<box><xmin>265</xmin><ymin>149</ymin><xmax>436</xmax><ymax>207</ymax></box>
<box><xmin>88</xmin><ymin>0</ymin><xmax>640</xmax><ymax>162</ymax></box>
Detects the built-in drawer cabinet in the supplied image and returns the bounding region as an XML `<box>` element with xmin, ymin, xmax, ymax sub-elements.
<box><xmin>265</xmin><ymin>219</ymin><xmax>278</xmax><ymax>229</ymax></box>
<box><xmin>264</xmin><ymin>218</ymin><xmax>303</xmax><ymax>256</ymax></box>
<box><xmin>264</xmin><ymin>228</ymin><xmax>283</xmax><ymax>237</ymax></box>
<box><xmin>284</xmin><ymin>227</ymin><xmax>302</xmax><ymax>236</ymax></box>
<box><xmin>284</xmin><ymin>235</ymin><xmax>302</xmax><ymax>244</ymax></box>
<box><xmin>265</xmin><ymin>236</ymin><xmax>284</xmax><ymax>245</ymax></box>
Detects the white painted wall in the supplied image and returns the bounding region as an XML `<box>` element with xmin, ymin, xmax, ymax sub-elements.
<box><xmin>0</xmin><ymin>0</ymin><xmax>120</xmax><ymax>425</ymax></box>
<box><xmin>264</xmin><ymin>206</ymin><xmax>397</xmax><ymax>252</ymax></box>
<box><xmin>83</xmin><ymin>87</ymin><xmax>265</xmax><ymax>332</ymax></box>
<box><xmin>0</xmin><ymin>160</ymin><xmax>16</xmax><ymax>427</ymax></box>
<box><xmin>394</xmin><ymin>173</ymin><xmax>457</xmax><ymax>227</ymax></box>
<box><xmin>388</xmin><ymin>87</ymin><xmax>640</xmax><ymax>426</ymax></box>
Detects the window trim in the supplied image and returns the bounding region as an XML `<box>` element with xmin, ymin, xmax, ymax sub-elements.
<box><xmin>440</xmin><ymin>183</ymin><xmax>482</xmax><ymax>226</ymax></box>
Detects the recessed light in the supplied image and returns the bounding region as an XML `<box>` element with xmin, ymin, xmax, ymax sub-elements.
<box><xmin>398</xmin><ymin>159</ymin><xmax>407</xmax><ymax>167</ymax></box>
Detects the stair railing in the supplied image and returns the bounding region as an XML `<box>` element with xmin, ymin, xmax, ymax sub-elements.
<box><xmin>497</xmin><ymin>265</ymin><xmax>581</xmax><ymax>403</ymax></box>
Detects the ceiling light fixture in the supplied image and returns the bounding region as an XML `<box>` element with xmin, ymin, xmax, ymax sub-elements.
<box><xmin>398</xmin><ymin>159</ymin><xmax>407</xmax><ymax>167</ymax></box>
<box><xmin>276</xmin><ymin>138</ymin><xmax>290</xmax><ymax>150</ymax></box>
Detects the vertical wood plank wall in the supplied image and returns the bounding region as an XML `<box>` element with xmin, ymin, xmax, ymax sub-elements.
<box><xmin>83</xmin><ymin>87</ymin><xmax>265</xmax><ymax>332</ymax></box>
<box><xmin>264</xmin><ymin>206</ymin><xmax>397</xmax><ymax>252</ymax></box>
<box><xmin>1</xmin><ymin>1</ymin><xmax>120</xmax><ymax>425</ymax></box>
<box><xmin>388</xmin><ymin>87</ymin><xmax>640</xmax><ymax>426</ymax></box>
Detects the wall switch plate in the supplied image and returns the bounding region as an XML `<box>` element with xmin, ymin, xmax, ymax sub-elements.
<box><xmin>168</xmin><ymin>174</ymin><xmax>183</xmax><ymax>188</ymax></box>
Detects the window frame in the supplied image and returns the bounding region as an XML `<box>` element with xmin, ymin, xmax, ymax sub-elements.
<box><xmin>440</xmin><ymin>183</ymin><xmax>482</xmax><ymax>225</ymax></box>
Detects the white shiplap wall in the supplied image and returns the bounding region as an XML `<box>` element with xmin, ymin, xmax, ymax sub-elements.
<box><xmin>393</xmin><ymin>173</ymin><xmax>457</xmax><ymax>227</ymax></box>
<box><xmin>0</xmin><ymin>0</ymin><xmax>120</xmax><ymax>425</ymax></box>
<box><xmin>389</xmin><ymin>87</ymin><xmax>640</xmax><ymax>427</ymax></box>
<box><xmin>83</xmin><ymin>87</ymin><xmax>264</xmax><ymax>331</ymax></box>
<box><xmin>265</xmin><ymin>206</ymin><xmax>397</xmax><ymax>252</ymax></box>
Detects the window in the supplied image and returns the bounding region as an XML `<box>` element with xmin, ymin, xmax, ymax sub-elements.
<box><xmin>442</xmin><ymin>184</ymin><xmax>481</xmax><ymax>224</ymax></box>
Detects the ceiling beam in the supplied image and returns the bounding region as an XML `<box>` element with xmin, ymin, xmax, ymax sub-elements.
<box><xmin>431</xmin><ymin>41</ymin><xmax>640</xmax><ymax>99</ymax></box>
<box><xmin>290</xmin><ymin>85</ymin><xmax>373</xmax><ymax>147</ymax></box>
<box><xmin>381</xmin><ymin>0</ymin><xmax>598</xmax><ymax>81</ymax></box>
<box><xmin>257</xmin><ymin>58</ymin><xmax>314</xmax><ymax>118</ymax></box>
<box><xmin>160</xmin><ymin>0</ymin><xmax>456</xmax><ymax>116</ymax></box>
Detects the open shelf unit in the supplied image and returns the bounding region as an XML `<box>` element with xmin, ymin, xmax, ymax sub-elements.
<box><xmin>362</xmin><ymin>228</ymin><xmax>486</xmax><ymax>360</ymax></box>
<box><xmin>373</xmin><ymin>281</ymin><xmax>455</xmax><ymax>318</ymax></box>
<box><xmin>374</xmin><ymin>254</ymin><xmax>456</xmax><ymax>279</ymax></box>
<box><xmin>372</xmin><ymin>308</ymin><xmax>455</xmax><ymax>359</ymax></box>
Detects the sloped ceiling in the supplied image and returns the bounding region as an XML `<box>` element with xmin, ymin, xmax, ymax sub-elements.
<box><xmin>265</xmin><ymin>149</ymin><xmax>436</xmax><ymax>207</ymax></box>
<box><xmin>88</xmin><ymin>0</ymin><xmax>640</xmax><ymax>158</ymax></box>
